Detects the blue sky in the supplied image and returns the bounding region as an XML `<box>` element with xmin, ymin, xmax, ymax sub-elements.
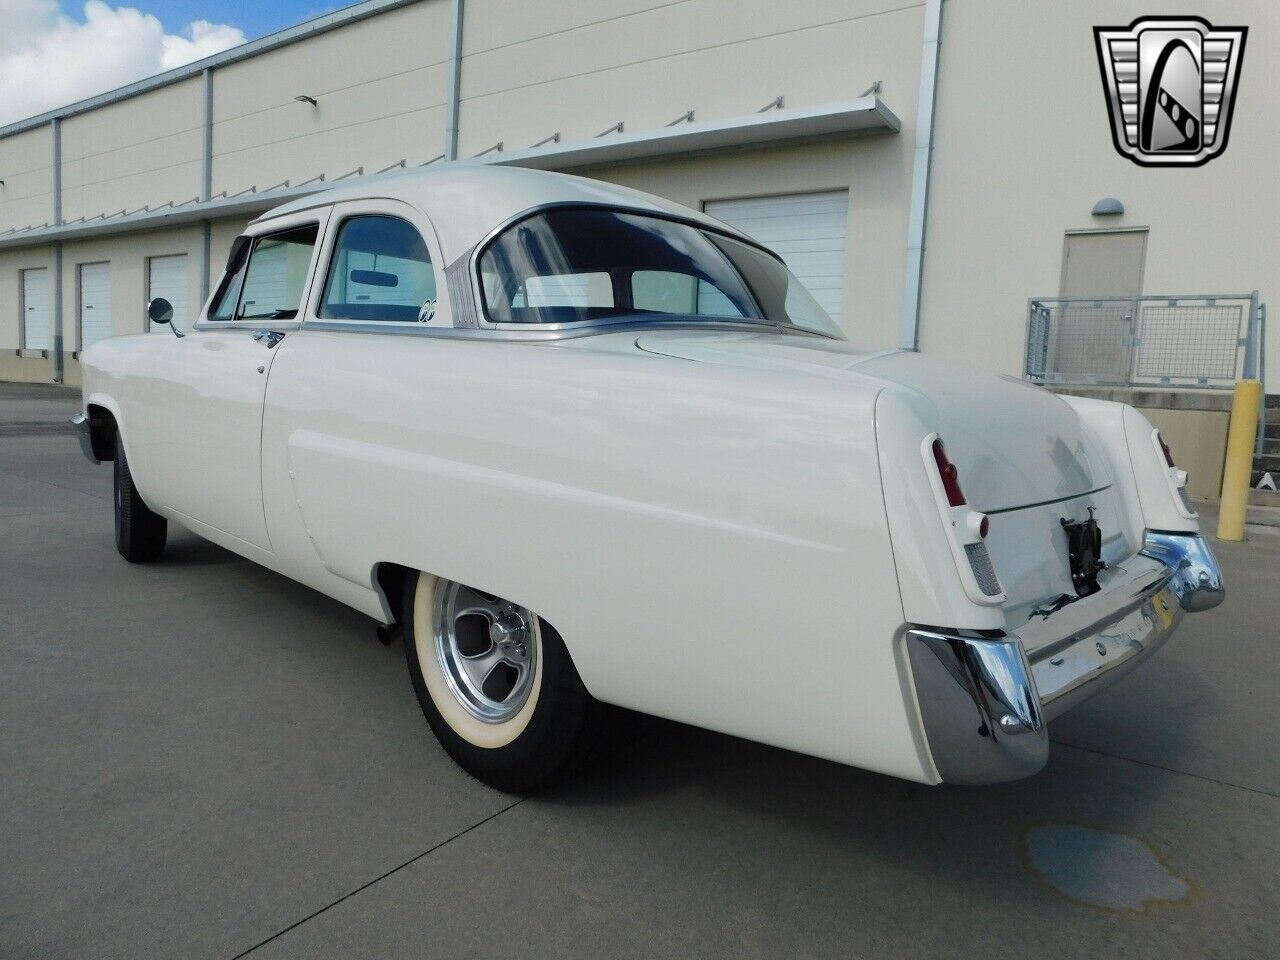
<box><xmin>120</xmin><ymin>0</ymin><xmax>344</xmax><ymax>40</ymax></box>
<box><xmin>0</xmin><ymin>1</ymin><xmax>354</xmax><ymax>124</ymax></box>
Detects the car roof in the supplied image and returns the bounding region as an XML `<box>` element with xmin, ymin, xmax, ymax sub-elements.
<box><xmin>251</xmin><ymin>164</ymin><xmax>751</xmax><ymax>263</ymax></box>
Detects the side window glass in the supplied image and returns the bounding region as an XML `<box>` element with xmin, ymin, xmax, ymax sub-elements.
<box><xmin>319</xmin><ymin>216</ymin><xmax>437</xmax><ymax>322</ymax></box>
<box><xmin>209</xmin><ymin>225</ymin><xmax>318</xmax><ymax>322</ymax></box>
<box><xmin>236</xmin><ymin>224</ymin><xmax>320</xmax><ymax>321</ymax></box>
<box><xmin>209</xmin><ymin>237</ymin><xmax>250</xmax><ymax>322</ymax></box>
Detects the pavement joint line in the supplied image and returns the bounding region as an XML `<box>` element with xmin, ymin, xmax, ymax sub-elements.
<box><xmin>227</xmin><ymin>796</ymin><xmax>528</xmax><ymax>959</ymax></box>
<box><xmin>0</xmin><ymin>470</ymin><xmax>112</xmax><ymax>503</ymax></box>
<box><xmin>1056</xmin><ymin>740</ymin><xmax>1279</xmax><ymax>801</ymax></box>
<box><xmin>0</xmin><ymin>506</ymin><xmax>108</xmax><ymax>518</ymax></box>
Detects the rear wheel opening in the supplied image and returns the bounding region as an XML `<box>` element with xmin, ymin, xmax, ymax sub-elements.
<box><xmin>402</xmin><ymin>570</ymin><xmax>622</xmax><ymax>793</ymax></box>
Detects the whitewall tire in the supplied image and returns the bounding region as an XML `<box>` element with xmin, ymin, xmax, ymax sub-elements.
<box><xmin>402</xmin><ymin>570</ymin><xmax>622</xmax><ymax>792</ymax></box>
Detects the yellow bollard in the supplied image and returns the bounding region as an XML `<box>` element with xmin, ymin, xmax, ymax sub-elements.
<box><xmin>1217</xmin><ymin>379</ymin><xmax>1263</xmax><ymax>542</ymax></box>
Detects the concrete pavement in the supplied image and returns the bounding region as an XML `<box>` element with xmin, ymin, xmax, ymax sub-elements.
<box><xmin>1</xmin><ymin>382</ymin><xmax>1276</xmax><ymax>959</ymax></box>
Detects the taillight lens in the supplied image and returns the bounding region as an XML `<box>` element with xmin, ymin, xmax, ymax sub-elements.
<box><xmin>931</xmin><ymin>438</ymin><xmax>967</xmax><ymax>507</ymax></box>
<box><xmin>1157</xmin><ymin>432</ymin><xmax>1176</xmax><ymax>467</ymax></box>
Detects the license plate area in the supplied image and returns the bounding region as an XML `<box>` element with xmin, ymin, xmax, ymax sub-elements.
<box><xmin>1061</xmin><ymin>508</ymin><xmax>1107</xmax><ymax>597</ymax></box>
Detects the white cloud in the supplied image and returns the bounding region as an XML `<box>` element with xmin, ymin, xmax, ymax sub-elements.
<box><xmin>0</xmin><ymin>1</ymin><xmax>245</xmax><ymax>126</ymax></box>
<box><xmin>161</xmin><ymin>19</ymin><xmax>246</xmax><ymax>70</ymax></box>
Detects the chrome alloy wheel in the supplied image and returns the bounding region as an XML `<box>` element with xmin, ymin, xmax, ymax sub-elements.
<box><xmin>434</xmin><ymin>581</ymin><xmax>538</xmax><ymax>723</ymax></box>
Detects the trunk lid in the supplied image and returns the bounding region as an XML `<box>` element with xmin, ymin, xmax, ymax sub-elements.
<box><xmin>635</xmin><ymin>331</ymin><xmax>1107</xmax><ymax>513</ymax></box>
<box><xmin>853</xmin><ymin>350</ymin><xmax>1107</xmax><ymax>513</ymax></box>
<box><xmin>634</xmin><ymin>331</ymin><xmax>1143</xmax><ymax>630</ymax></box>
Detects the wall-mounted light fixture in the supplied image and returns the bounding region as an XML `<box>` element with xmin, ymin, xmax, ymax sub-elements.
<box><xmin>294</xmin><ymin>95</ymin><xmax>318</xmax><ymax>107</ymax></box>
<box><xmin>1091</xmin><ymin>197</ymin><xmax>1124</xmax><ymax>216</ymax></box>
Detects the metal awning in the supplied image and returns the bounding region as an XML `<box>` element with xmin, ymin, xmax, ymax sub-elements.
<box><xmin>488</xmin><ymin>96</ymin><xmax>899</xmax><ymax>170</ymax></box>
<box><xmin>0</xmin><ymin>97</ymin><xmax>899</xmax><ymax>251</ymax></box>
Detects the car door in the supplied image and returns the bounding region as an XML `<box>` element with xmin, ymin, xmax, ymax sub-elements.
<box><xmin>142</xmin><ymin>208</ymin><xmax>330</xmax><ymax>553</ymax></box>
<box><xmin>258</xmin><ymin>198</ymin><xmax>451</xmax><ymax>587</ymax></box>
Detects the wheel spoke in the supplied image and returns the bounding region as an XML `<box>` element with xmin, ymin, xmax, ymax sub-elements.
<box><xmin>459</xmin><ymin>645</ymin><xmax>504</xmax><ymax>691</ymax></box>
<box><xmin>453</xmin><ymin>585</ymin><xmax>505</xmax><ymax>620</ymax></box>
<box><xmin>435</xmin><ymin>581</ymin><xmax>538</xmax><ymax>720</ymax></box>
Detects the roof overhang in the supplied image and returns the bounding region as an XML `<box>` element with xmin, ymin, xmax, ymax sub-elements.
<box><xmin>0</xmin><ymin>97</ymin><xmax>899</xmax><ymax>251</ymax></box>
<box><xmin>487</xmin><ymin>95</ymin><xmax>900</xmax><ymax>170</ymax></box>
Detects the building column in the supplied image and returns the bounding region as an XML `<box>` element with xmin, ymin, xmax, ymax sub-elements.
<box><xmin>51</xmin><ymin>117</ymin><xmax>64</xmax><ymax>383</ymax></box>
<box><xmin>444</xmin><ymin>0</ymin><xmax>465</xmax><ymax>160</ymax></box>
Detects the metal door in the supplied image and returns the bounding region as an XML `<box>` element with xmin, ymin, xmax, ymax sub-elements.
<box><xmin>79</xmin><ymin>262</ymin><xmax>112</xmax><ymax>349</ymax></box>
<box><xmin>21</xmin><ymin>268</ymin><xmax>49</xmax><ymax>351</ymax></box>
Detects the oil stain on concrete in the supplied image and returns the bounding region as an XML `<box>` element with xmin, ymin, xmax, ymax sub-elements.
<box><xmin>1024</xmin><ymin>825</ymin><xmax>1190</xmax><ymax>911</ymax></box>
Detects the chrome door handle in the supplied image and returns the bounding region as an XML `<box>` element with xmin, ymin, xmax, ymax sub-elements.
<box><xmin>251</xmin><ymin>330</ymin><xmax>285</xmax><ymax>348</ymax></box>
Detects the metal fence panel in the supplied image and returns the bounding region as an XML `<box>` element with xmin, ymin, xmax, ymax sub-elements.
<box><xmin>1025</xmin><ymin>294</ymin><xmax>1263</xmax><ymax>389</ymax></box>
<box><xmin>1133</xmin><ymin>302</ymin><xmax>1243</xmax><ymax>383</ymax></box>
<box><xmin>1055</xmin><ymin>300</ymin><xmax>1134</xmax><ymax>384</ymax></box>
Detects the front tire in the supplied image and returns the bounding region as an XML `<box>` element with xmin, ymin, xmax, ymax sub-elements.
<box><xmin>403</xmin><ymin>571</ymin><xmax>619</xmax><ymax>792</ymax></box>
<box><xmin>114</xmin><ymin>443</ymin><xmax>167</xmax><ymax>563</ymax></box>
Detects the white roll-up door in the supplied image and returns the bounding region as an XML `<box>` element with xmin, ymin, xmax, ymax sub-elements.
<box><xmin>704</xmin><ymin>191</ymin><xmax>850</xmax><ymax>319</ymax></box>
<box><xmin>78</xmin><ymin>263</ymin><xmax>113</xmax><ymax>350</ymax></box>
<box><xmin>21</xmin><ymin>268</ymin><xmax>50</xmax><ymax>351</ymax></box>
<box><xmin>148</xmin><ymin>254</ymin><xmax>188</xmax><ymax>332</ymax></box>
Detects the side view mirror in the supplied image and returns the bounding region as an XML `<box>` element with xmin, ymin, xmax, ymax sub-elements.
<box><xmin>147</xmin><ymin>298</ymin><xmax>183</xmax><ymax>338</ymax></box>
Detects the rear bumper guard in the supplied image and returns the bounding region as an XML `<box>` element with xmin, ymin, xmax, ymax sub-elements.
<box><xmin>906</xmin><ymin>532</ymin><xmax>1223</xmax><ymax>784</ymax></box>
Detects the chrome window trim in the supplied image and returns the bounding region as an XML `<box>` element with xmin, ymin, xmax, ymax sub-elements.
<box><xmin>194</xmin><ymin>210</ymin><xmax>331</xmax><ymax>332</ymax></box>
<box><xmin>299</xmin><ymin>315</ymin><xmax>815</xmax><ymax>342</ymax></box>
<box><xmin>193</xmin><ymin>319</ymin><xmax>305</xmax><ymax>333</ymax></box>
<box><xmin>463</xmin><ymin>200</ymin><xmax>844</xmax><ymax>340</ymax></box>
<box><xmin>303</xmin><ymin>199</ymin><xmax>451</xmax><ymax>329</ymax></box>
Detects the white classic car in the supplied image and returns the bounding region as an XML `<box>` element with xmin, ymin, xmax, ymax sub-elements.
<box><xmin>75</xmin><ymin>166</ymin><xmax>1223</xmax><ymax>791</ymax></box>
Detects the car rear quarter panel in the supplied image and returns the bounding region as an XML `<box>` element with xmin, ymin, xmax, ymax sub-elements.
<box><xmin>874</xmin><ymin>387</ymin><xmax>1007</xmax><ymax>633</ymax></box>
<box><xmin>1059</xmin><ymin>396</ymin><xmax>1201</xmax><ymax>535</ymax></box>
<box><xmin>261</xmin><ymin>330</ymin><xmax>936</xmax><ymax>782</ymax></box>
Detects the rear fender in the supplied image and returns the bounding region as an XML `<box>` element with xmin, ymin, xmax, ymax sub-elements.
<box><xmin>1058</xmin><ymin>396</ymin><xmax>1198</xmax><ymax>535</ymax></box>
<box><xmin>875</xmin><ymin>387</ymin><xmax>1005</xmax><ymax>632</ymax></box>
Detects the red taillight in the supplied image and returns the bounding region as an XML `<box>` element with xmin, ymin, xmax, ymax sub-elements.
<box><xmin>1157</xmin><ymin>433</ymin><xmax>1176</xmax><ymax>467</ymax></box>
<box><xmin>931</xmin><ymin>438</ymin><xmax>967</xmax><ymax>507</ymax></box>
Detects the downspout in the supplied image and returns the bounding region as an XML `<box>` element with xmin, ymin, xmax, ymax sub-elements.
<box><xmin>200</xmin><ymin>68</ymin><xmax>214</xmax><ymax>304</ymax></box>
<box><xmin>53</xmin><ymin>243</ymin><xmax>63</xmax><ymax>383</ymax></box>
<box><xmin>51</xmin><ymin>116</ymin><xmax>64</xmax><ymax>383</ymax></box>
<box><xmin>444</xmin><ymin>0</ymin><xmax>465</xmax><ymax>160</ymax></box>
<box><xmin>899</xmin><ymin>0</ymin><xmax>944</xmax><ymax>351</ymax></box>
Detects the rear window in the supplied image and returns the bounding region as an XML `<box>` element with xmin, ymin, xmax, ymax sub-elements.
<box><xmin>477</xmin><ymin>208</ymin><xmax>761</xmax><ymax>326</ymax></box>
<box><xmin>476</xmin><ymin>207</ymin><xmax>841</xmax><ymax>337</ymax></box>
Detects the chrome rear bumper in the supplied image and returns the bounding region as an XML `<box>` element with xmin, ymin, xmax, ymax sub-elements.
<box><xmin>905</xmin><ymin>532</ymin><xmax>1223</xmax><ymax>784</ymax></box>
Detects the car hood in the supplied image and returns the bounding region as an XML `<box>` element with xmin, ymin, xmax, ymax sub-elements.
<box><xmin>634</xmin><ymin>331</ymin><xmax>1108</xmax><ymax>512</ymax></box>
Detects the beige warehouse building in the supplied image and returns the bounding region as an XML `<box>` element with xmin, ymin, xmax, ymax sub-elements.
<box><xmin>1</xmin><ymin>0</ymin><xmax>1275</xmax><ymax>494</ymax></box>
